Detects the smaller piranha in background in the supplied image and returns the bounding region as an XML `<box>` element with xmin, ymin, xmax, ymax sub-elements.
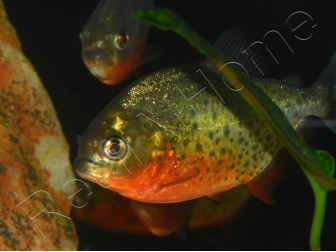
<box><xmin>74</xmin><ymin>27</ymin><xmax>336</xmax><ymax>205</ymax></box>
<box><xmin>71</xmin><ymin>181</ymin><xmax>251</xmax><ymax>236</ymax></box>
<box><xmin>80</xmin><ymin>0</ymin><xmax>154</xmax><ymax>85</ymax></box>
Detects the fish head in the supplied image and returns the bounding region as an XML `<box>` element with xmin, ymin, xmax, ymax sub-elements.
<box><xmin>80</xmin><ymin>25</ymin><xmax>142</xmax><ymax>85</ymax></box>
<box><xmin>79</xmin><ymin>0</ymin><xmax>152</xmax><ymax>85</ymax></box>
<box><xmin>74</xmin><ymin>106</ymin><xmax>165</xmax><ymax>192</ymax></box>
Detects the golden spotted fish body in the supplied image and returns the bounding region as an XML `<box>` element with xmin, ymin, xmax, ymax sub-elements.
<box><xmin>80</xmin><ymin>0</ymin><xmax>154</xmax><ymax>85</ymax></box>
<box><xmin>74</xmin><ymin>57</ymin><xmax>335</xmax><ymax>203</ymax></box>
<box><xmin>75</xmin><ymin>27</ymin><xmax>336</xmax><ymax>203</ymax></box>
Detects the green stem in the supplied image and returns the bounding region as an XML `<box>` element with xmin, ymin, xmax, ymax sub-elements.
<box><xmin>303</xmin><ymin>168</ymin><xmax>327</xmax><ymax>251</ymax></box>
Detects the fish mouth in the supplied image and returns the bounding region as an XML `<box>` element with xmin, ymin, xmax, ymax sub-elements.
<box><xmin>73</xmin><ymin>156</ymin><xmax>132</xmax><ymax>190</ymax></box>
<box><xmin>82</xmin><ymin>45</ymin><xmax>115</xmax><ymax>70</ymax></box>
<box><xmin>73</xmin><ymin>157</ymin><xmax>103</xmax><ymax>177</ymax></box>
<box><xmin>82</xmin><ymin>45</ymin><xmax>128</xmax><ymax>85</ymax></box>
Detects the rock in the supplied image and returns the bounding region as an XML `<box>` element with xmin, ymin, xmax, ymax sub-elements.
<box><xmin>0</xmin><ymin>1</ymin><xmax>78</xmax><ymax>250</ymax></box>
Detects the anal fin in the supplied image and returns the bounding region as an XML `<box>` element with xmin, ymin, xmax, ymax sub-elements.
<box><xmin>130</xmin><ymin>200</ymin><xmax>194</xmax><ymax>237</ymax></box>
<box><xmin>247</xmin><ymin>150</ymin><xmax>292</xmax><ymax>204</ymax></box>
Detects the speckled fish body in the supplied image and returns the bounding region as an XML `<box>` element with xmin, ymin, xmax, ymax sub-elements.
<box><xmin>74</xmin><ymin>57</ymin><xmax>335</xmax><ymax>203</ymax></box>
<box><xmin>80</xmin><ymin>0</ymin><xmax>153</xmax><ymax>85</ymax></box>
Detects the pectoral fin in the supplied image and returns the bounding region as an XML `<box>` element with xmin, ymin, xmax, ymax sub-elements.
<box><xmin>175</xmin><ymin>210</ymin><xmax>192</xmax><ymax>240</ymax></box>
<box><xmin>157</xmin><ymin>168</ymin><xmax>200</xmax><ymax>189</ymax></box>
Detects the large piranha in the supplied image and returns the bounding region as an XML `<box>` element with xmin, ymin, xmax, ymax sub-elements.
<box><xmin>74</xmin><ymin>27</ymin><xmax>336</xmax><ymax>205</ymax></box>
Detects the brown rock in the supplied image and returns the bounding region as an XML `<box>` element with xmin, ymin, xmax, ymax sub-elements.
<box><xmin>0</xmin><ymin>1</ymin><xmax>78</xmax><ymax>250</ymax></box>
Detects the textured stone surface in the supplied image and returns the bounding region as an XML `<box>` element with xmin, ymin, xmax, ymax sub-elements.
<box><xmin>0</xmin><ymin>1</ymin><xmax>78</xmax><ymax>250</ymax></box>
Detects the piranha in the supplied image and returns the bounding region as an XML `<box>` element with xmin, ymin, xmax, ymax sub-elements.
<box><xmin>74</xmin><ymin>28</ymin><xmax>336</xmax><ymax>204</ymax></box>
<box><xmin>80</xmin><ymin>0</ymin><xmax>154</xmax><ymax>85</ymax></box>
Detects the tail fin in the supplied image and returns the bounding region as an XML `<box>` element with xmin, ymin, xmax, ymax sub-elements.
<box><xmin>316</xmin><ymin>52</ymin><xmax>336</xmax><ymax>134</ymax></box>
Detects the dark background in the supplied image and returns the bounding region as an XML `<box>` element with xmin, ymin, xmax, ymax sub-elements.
<box><xmin>3</xmin><ymin>0</ymin><xmax>336</xmax><ymax>250</ymax></box>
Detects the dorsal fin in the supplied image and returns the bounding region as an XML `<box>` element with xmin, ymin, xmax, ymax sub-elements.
<box><xmin>214</xmin><ymin>27</ymin><xmax>272</xmax><ymax>78</ymax></box>
<box><xmin>317</xmin><ymin>51</ymin><xmax>336</xmax><ymax>84</ymax></box>
<box><xmin>282</xmin><ymin>74</ymin><xmax>303</xmax><ymax>87</ymax></box>
<box><xmin>315</xmin><ymin>52</ymin><xmax>336</xmax><ymax>134</ymax></box>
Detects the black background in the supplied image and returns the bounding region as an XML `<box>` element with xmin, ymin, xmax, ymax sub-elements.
<box><xmin>3</xmin><ymin>0</ymin><xmax>336</xmax><ymax>250</ymax></box>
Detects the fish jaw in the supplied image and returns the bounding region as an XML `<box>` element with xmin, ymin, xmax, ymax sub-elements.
<box><xmin>73</xmin><ymin>156</ymin><xmax>139</xmax><ymax>191</ymax></box>
<box><xmin>82</xmin><ymin>44</ymin><xmax>128</xmax><ymax>84</ymax></box>
<box><xmin>74</xmin><ymin>157</ymin><xmax>112</xmax><ymax>186</ymax></box>
<box><xmin>82</xmin><ymin>45</ymin><xmax>134</xmax><ymax>85</ymax></box>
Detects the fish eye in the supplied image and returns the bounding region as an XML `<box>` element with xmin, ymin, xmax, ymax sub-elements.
<box><xmin>103</xmin><ymin>136</ymin><xmax>127</xmax><ymax>160</ymax></box>
<box><xmin>114</xmin><ymin>32</ymin><xmax>129</xmax><ymax>50</ymax></box>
